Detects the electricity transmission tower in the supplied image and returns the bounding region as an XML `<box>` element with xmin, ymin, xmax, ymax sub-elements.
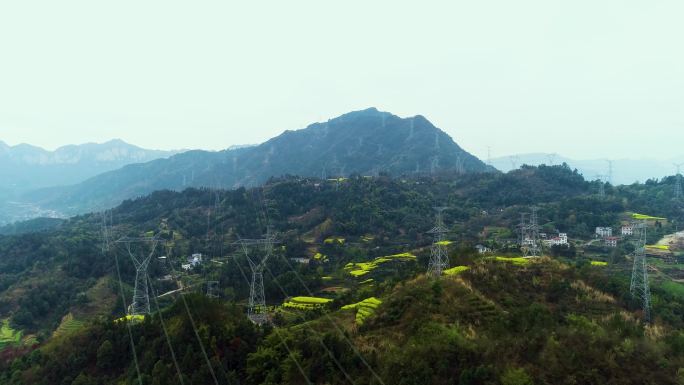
<box><xmin>509</xmin><ymin>155</ymin><xmax>520</xmax><ymax>170</ymax></box>
<box><xmin>100</xmin><ymin>210</ymin><xmax>113</xmax><ymax>254</ymax></box>
<box><xmin>206</xmin><ymin>281</ymin><xmax>219</xmax><ymax>299</ymax></box>
<box><xmin>235</xmin><ymin>230</ymin><xmax>278</xmax><ymax>325</ymax></box>
<box><xmin>674</xmin><ymin>163</ymin><xmax>683</xmax><ymax>200</ymax></box>
<box><xmin>456</xmin><ymin>155</ymin><xmax>465</xmax><ymax>175</ymax></box>
<box><xmin>630</xmin><ymin>221</ymin><xmax>652</xmax><ymax>322</ymax></box>
<box><xmin>606</xmin><ymin>160</ymin><xmax>613</xmax><ymax>185</ymax></box>
<box><xmin>517</xmin><ymin>213</ymin><xmax>528</xmax><ymax>246</ymax></box>
<box><xmin>427</xmin><ymin>207</ymin><xmax>450</xmax><ymax>278</ymax></box>
<box><xmin>547</xmin><ymin>153</ymin><xmax>558</xmax><ymax>166</ymax></box>
<box><xmin>524</xmin><ymin>207</ymin><xmax>541</xmax><ymax>257</ymax></box>
<box><xmin>595</xmin><ymin>175</ymin><xmax>606</xmax><ymax>198</ymax></box>
<box><xmin>116</xmin><ymin>236</ymin><xmax>161</xmax><ymax>316</ymax></box>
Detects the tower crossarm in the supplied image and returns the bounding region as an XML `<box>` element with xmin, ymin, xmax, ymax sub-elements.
<box><xmin>427</xmin><ymin>226</ymin><xmax>449</xmax><ymax>234</ymax></box>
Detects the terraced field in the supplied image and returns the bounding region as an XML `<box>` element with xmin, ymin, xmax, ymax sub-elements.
<box><xmin>52</xmin><ymin>313</ymin><xmax>85</xmax><ymax>338</ymax></box>
<box><xmin>0</xmin><ymin>319</ymin><xmax>21</xmax><ymax>349</ymax></box>
<box><xmin>282</xmin><ymin>296</ymin><xmax>333</xmax><ymax>311</ymax></box>
<box><xmin>342</xmin><ymin>297</ymin><xmax>382</xmax><ymax>325</ymax></box>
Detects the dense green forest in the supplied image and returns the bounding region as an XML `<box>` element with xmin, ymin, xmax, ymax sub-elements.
<box><xmin>1</xmin><ymin>164</ymin><xmax>683</xmax><ymax>384</ymax></box>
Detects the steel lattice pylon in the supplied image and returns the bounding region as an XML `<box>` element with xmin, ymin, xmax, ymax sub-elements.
<box><xmin>595</xmin><ymin>175</ymin><xmax>606</xmax><ymax>198</ymax></box>
<box><xmin>630</xmin><ymin>221</ymin><xmax>652</xmax><ymax>322</ymax></box>
<box><xmin>100</xmin><ymin>211</ymin><xmax>113</xmax><ymax>254</ymax></box>
<box><xmin>206</xmin><ymin>281</ymin><xmax>220</xmax><ymax>299</ymax></box>
<box><xmin>519</xmin><ymin>207</ymin><xmax>541</xmax><ymax>257</ymax></box>
<box><xmin>116</xmin><ymin>236</ymin><xmax>160</xmax><ymax>316</ymax></box>
<box><xmin>427</xmin><ymin>207</ymin><xmax>449</xmax><ymax>278</ymax></box>
<box><xmin>517</xmin><ymin>213</ymin><xmax>528</xmax><ymax>247</ymax></box>
<box><xmin>674</xmin><ymin>164</ymin><xmax>683</xmax><ymax>200</ymax></box>
<box><xmin>527</xmin><ymin>207</ymin><xmax>541</xmax><ymax>257</ymax></box>
<box><xmin>235</xmin><ymin>230</ymin><xmax>278</xmax><ymax>325</ymax></box>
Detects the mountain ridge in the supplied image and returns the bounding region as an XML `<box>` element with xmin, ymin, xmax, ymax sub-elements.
<box><xmin>21</xmin><ymin>108</ymin><xmax>491</xmax><ymax>218</ymax></box>
<box><xmin>0</xmin><ymin>139</ymin><xmax>181</xmax><ymax>189</ymax></box>
<box><xmin>0</xmin><ymin>139</ymin><xmax>185</xmax><ymax>225</ymax></box>
<box><xmin>491</xmin><ymin>152</ymin><xmax>684</xmax><ymax>185</ymax></box>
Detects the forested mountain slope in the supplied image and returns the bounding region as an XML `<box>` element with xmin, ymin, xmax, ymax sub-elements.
<box><xmin>0</xmin><ymin>165</ymin><xmax>683</xmax><ymax>384</ymax></box>
<box><xmin>25</xmin><ymin>108</ymin><xmax>491</xmax><ymax>217</ymax></box>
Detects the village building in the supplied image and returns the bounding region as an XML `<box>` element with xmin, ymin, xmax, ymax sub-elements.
<box><xmin>475</xmin><ymin>244</ymin><xmax>491</xmax><ymax>254</ymax></box>
<box><xmin>595</xmin><ymin>227</ymin><xmax>613</xmax><ymax>238</ymax></box>
<box><xmin>604</xmin><ymin>236</ymin><xmax>619</xmax><ymax>248</ymax></box>
<box><xmin>544</xmin><ymin>233</ymin><xmax>568</xmax><ymax>246</ymax></box>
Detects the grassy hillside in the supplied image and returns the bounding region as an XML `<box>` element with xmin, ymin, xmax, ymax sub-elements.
<box><xmin>0</xmin><ymin>320</ymin><xmax>20</xmax><ymax>350</ymax></box>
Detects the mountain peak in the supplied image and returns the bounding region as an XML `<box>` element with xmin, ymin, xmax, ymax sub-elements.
<box><xmin>104</xmin><ymin>138</ymin><xmax>130</xmax><ymax>146</ymax></box>
<box><xmin>333</xmin><ymin>107</ymin><xmax>391</xmax><ymax>121</ymax></box>
<box><xmin>20</xmin><ymin>109</ymin><xmax>490</xmax><ymax>218</ymax></box>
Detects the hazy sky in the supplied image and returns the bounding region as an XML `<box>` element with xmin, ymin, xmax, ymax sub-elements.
<box><xmin>1</xmin><ymin>1</ymin><xmax>682</xmax><ymax>160</ymax></box>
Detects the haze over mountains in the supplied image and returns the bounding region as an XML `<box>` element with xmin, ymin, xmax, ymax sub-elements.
<box><xmin>0</xmin><ymin>140</ymin><xmax>181</xmax><ymax>224</ymax></box>
<box><xmin>5</xmin><ymin>108</ymin><xmax>681</xmax><ymax>227</ymax></box>
<box><xmin>17</xmin><ymin>108</ymin><xmax>489</xmax><ymax>221</ymax></box>
<box><xmin>0</xmin><ymin>139</ymin><xmax>180</xmax><ymax>193</ymax></box>
<box><xmin>491</xmin><ymin>153</ymin><xmax>684</xmax><ymax>185</ymax></box>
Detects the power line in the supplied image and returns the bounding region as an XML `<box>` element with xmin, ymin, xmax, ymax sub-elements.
<box><xmin>250</xmin><ymin>188</ymin><xmax>384</xmax><ymax>385</ymax></box>
<box><xmin>103</xmin><ymin>211</ymin><xmax>143</xmax><ymax>385</ymax></box>
<box><xmin>262</xmin><ymin>263</ymin><xmax>357</xmax><ymax>385</ymax></box>
<box><xmin>148</xmin><ymin>273</ymin><xmax>186</xmax><ymax>385</ymax></box>
<box><xmin>165</xmin><ymin>244</ymin><xmax>222</xmax><ymax>385</ymax></box>
<box><xmin>226</xmin><ymin>249</ymin><xmax>313</xmax><ymax>385</ymax></box>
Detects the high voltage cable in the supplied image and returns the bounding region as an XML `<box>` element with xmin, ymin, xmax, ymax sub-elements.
<box><xmin>228</xmin><ymin>248</ymin><xmax>314</xmax><ymax>385</ymax></box>
<box><xmin>270</xmin><ymin>255</ymin><xmax>386</xmax><ymax>385</ymax></box>
<box><xmin>148</xmin><ymin>273</ymin><xmax>186</xmax><ymax>385</ymax></box>
<box><xmin>261</xmin><ymin>263</ymin><xmax>357</xmax><ymax>385</ymax></box>
<box><xmin>104</xmin><ymin>210</ymin><xmax>143</xmax><ymax>385</ymax></box>
<box><xmin>248</xmin><ymin>189</ymin><xmax>356</xmax><ymax>384</ymax></box>
<box><xmin>258</xmin><ymin>191</ymin><xmax>385</xmax><ymax>385</ymax></box>
<box><xmin>252</xmin><ymin>189</ymin><xmax>384</xmax><ymax>385</ymax></box>
<box><xmin>166</xmin><ymin>246</ymin><xmax>223</xmax><ymax>385</ymax></box>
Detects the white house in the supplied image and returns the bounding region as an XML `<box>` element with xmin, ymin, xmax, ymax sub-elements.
<box><xmin>544</xmin><ymin>233</ymin><xmax>568</xmax><ymax>246</ymax></box>
<box><xmin>475</xmin><ymin>244</ymin><xmax>491</xmax><ymax>254</ymax></box>
<box><xmin>621</xmin><ymin>226</ymin><xmax>634</xmax><ymax>236</ymax></box>
<box><xmin>596</xmin><ymin>227</ymin><xmax>612</xmax><ymax>238</ymax></box>
<box><xmin>186</xmin><ymin>253</ymin><xmax>203</xmax><ymax>268</ymax></box>
<box><xmin>604</xmin><ymin>237</ymin><xmax>619</xmax><ymax>248</ymax></box>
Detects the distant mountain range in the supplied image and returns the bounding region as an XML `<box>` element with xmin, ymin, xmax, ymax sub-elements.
<box><xmin>490</xmin><ymin>153</ymin><xmax>684</xmax><ymax>185</ymax></box>
<box><xmin>0</xmin><ymin>139</ymin><xmax>181</xmax><ymax>193</ymax></box>
<box><xmin>0</xmin><ymin>139</ymin><xmax>182</xmax><ymax>224</ymax></box>
<box><xmin>13</xmin><ymin>108</ymin><xmax>490</xmax><ymax>221</ymax></box>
